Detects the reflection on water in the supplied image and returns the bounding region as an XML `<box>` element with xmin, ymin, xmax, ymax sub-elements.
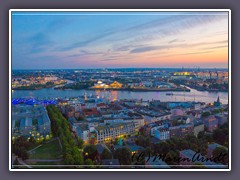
<box><xmin>12</xmin><ymin>87</ymin><xmax>228</xmax><ymax>104</ymax></box>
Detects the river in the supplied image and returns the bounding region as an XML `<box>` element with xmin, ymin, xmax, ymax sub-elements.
<box><xmin>11</xmin><ymin>87</ymin><xmax>228</xmax><ymax>104</ymax></box>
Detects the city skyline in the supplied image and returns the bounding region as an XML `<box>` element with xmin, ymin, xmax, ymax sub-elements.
<box><xmin>12</xmin><ymin>11</ymin><xmax>229</xmax><ymax>69</ymax></box>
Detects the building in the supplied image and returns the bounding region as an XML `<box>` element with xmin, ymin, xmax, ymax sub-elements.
<box><xmin>12</xmin><ymin>104</ymin><xmax>51</xmax><ymax>140</ymax></box>
<box><xmin>76</xmin><ymin>124</ymin><xmax>90</xmax><ymax>144</ymax></box>
<box><xmin>114</xmin><ymin>143</ymin><xmax>145</xmax><ymax>155</ymax></box>
<box><xmin>93</xmin><ymin>80</ymin><xmax>123</xmax><ymax>89</ymax></box>
<box><xmin>179</xmin><ymin>124</ymin><xmax>194</xmax><ymax>138</ymax></box>
<box><xmin>203</xmin><ymin>115</ymin><xmax>218</xmax><ymax>132</ymax></box>
<box><xmin>214</xmin><ymin>96</ymin><xmax>221</xmax><ymax>107</ymax></box>
<box><xmin>207</xmin><ymin>143</ymin><xmax>227</xmax><ymax>158</ymax></box>
<box><xmin>44</xmin><ymin>76</ymin><xmax>58</xmax><ymax>81</ymax></box>
<box><xmin>160</xmin><ymin>102</ymin><xmax>194</xmax><ymax>110</ymax></box>
<box><xmin>191</xmin><ymin>118</ymin><xmax>204</xmax><ymax>137</ymax></box>
<box><xmin>154</xmin><ymin>127</ymin><xmax>170</xmax><ymax>141</ymax></box>
<box><xmin>94</xmin><ymin>122</ymin><xmax>137</xmax><ymax>143</ymax></box>
<box><xmin>96</xmin><ymin>143</ymin><xmax>113</xmax><ymax>160</ymax></box>
<box><xmin>179</xmin><ymin>149</ymin><xmax>226</xmax><ymax>168</ymax></box>
<box><xmin>215</xmin><ymin>113</ymin><xmax>228</xmax><ymax>126</ymax></box>
<box><xmin>169</xmin><ymin>126</ymin><xmax>181</xmax><ymax>138</ymax></box>
<box><xmin>193</xmin><ymin>124</ymin><xmax>204</xmax><ymax>137</ymax></box>
<box><xmin>150</xmin><ymin>125</ymin><xmax>165</xmax><ymax>136</ymax></box>
<box><xmin>169</xmin><ymin>123</ymin><xmax>194</xmax><ymax>138</ymax></box>
<box><xmin>136</xmin><ymin>107</ymin><xmax>171</xmax><ymax>124</ymax></box>
<box><xmin>171</xmin><ymin>108</ymin><xmax>185</xmax><ymax>117</ymax></box>
<box><xmin>103</xmin><ymin>112</ymin><xmax>144</xmax><ymax>129</ymax></box>
<box><xmin>110</xmin><ymin>81</ymin><xmax>123</xmax><ymax>88</ymax></box>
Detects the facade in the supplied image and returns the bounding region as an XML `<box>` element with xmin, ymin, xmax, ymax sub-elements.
<box><xmin>154</xmin><ymin>127</ymin><xmax>170</xmax><ymax>141</ymax></box>
<box><xmin>76</xmin><ymin>124</ymin><xmax>90</xmax><ymax>144</ymax></box>
<box><xmin>169</xmin><ymin>126</ymin><xmax>181</xmax><ymax>138</ymax></box>
<box><xmin>95</xmin><ymin>122</ymin><xmax>137</xmax><ymax>143</ymax></box>
<box><xmin>12</xmin><ymin>104</ymin><xmax>51</xmax><ymax>140</ymax></box>
<box><xmin>179</xmin><ymin>124</ymin><xmax>194</xmax><ymax>138</ymax></box>
<box><xmin>104</xmin><ymin>117</ymin><xmax>144</xmax><ymax>129</ymax></box>
<box><xmin>169</xmin><ymin>123</ymin><xmax>194</xmax><ymax>138</ymax></box>
<box><xmin>150</xmin><ymin>125</ymin><xmax>165</xmax><ymax>136</ymax></box>
<box><xmin>143</xmin><ymin>113</ymin><xmax>171</xmax><ymax>124</ymax></box>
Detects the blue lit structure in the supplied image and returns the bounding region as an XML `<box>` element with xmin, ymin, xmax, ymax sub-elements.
<box><xmin>12</xmin><ymin>98</ymin><xmax>57</xmax><ymax>106</ymax></box>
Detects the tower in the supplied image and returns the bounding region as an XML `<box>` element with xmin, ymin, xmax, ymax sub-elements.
<box><xmin>214</xmin><ymin>96</ymin><xmax>221</xmax><ymax>107</ymax></box>
<box><xmin>84</xmin><ymin>92</ymin><xmax>88</xmax><ymax>101</ymax></box>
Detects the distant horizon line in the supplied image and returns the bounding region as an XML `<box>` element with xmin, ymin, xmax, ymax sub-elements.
<box><xmin>12</xmin><ymin>67</ymin><xmax>228</xmax><ymax>70</ymax></box>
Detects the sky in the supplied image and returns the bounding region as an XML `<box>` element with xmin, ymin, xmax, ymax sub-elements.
<box><xmin>12</xmin><ymin>11</ymin><xmax>229</xmax><ymax>69</ymax></box>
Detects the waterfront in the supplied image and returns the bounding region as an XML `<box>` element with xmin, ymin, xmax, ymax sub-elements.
<box><xmin>12</xmin><ymin>87</ymin><xmax>228</xmax><ymax>104</ymax></box>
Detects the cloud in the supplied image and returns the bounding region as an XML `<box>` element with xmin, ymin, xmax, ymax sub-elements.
<box><xmin>56</xmin><ymin>30</ymin><xmax>115</xmax><ymax>51</ymax></box>
<box><xmin>169</xmin><ymin>39</ymin><xmax>185</xmax><ymax>44</ymax></box>
<box><xmin>160</xmin><ymin>50</ymin><xmax>213</xmax><ymax>57</ymax></box>
<box><xmin>124</xmin><ymin>14</ymin><xmax>228</xmax><ymax>45</ymax></box>
<box><xmin>130</xmin><ymin>45</ymin><xmax>174</xmax><ymax>54</ymax></box>
<box><xmin>21</xmin><ymin>32</ymin><xmax>54</xmax><ymax>54</ymax></box>
<box><xmin>200</xmin><ymin>45</ymin><xmax>228</xmax><ymax>50</ymax></box>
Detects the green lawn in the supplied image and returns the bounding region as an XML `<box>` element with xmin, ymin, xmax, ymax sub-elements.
<box><xmin>29</xmin><ymin>139</ymin><xmax>62</xmax><ymax>160</ymax></box>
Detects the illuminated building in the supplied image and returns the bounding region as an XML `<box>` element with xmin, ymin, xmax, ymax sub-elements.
<box><xmin>95</xmin><ymin>122</ymin><xmax>136</xmax><ymax>143</ymax></box>
<box><xmin>173</xmin><ymin>72</ymin><xmax>191</xmax><ymax>76</ymax></box>
<box><xmin>110</xmin><ymin>81</ymin><xmax>123</xmax><ymax>88</ymax></box>
<box><xmin>12</xmin><ymin>104</ymin><xmax>51</xmax><ymax>139</ymax></box>
<box><xmin>93</xmin><ymin>80</ymin><xmax>122</xmax><ymax>89</ymax></box>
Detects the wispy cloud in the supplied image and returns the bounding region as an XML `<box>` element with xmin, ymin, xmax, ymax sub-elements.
<box><xmin>200</xmin><ymin>45</ymin><xmax>228</xmax><ymax>50</ymax></box>
<box><xmin>130</xmin><ymin>45</ymin><xmax>171</xmax><ymax>54</ymax></box>
<box><xmin>12</xmin><ymin>11</ymin><xmax>229</xmax><ymax>69</ymax></box>
<box><xmin>55</xmin><ymin>30</ymin><xmax>115</xmax><ymax>51</ymax></box>
<box><xmin>169</xmin><ymin>39</ymin><xmax>185</xmax><ymax>44</ymax></box>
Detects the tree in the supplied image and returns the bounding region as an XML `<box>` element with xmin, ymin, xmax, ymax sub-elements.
<box><xmin>83</xmin><ymin>145</ymin><xmax>98</xmax><ymax>161</ymax></box>
<box><xmin>177</xmin><ymin>139</ymin><xmax>189</xmax><ymax>151</ymax></box>
<box><xmin>212</xmin><ymin>147</ymin><xmax>228</xmax><ymax>165</ymax></box>
<box><xmin>158</xmin><ymin>142</ymin><xmax>170</xmax><ymax>154</ymax></box>
<box><xmin>101</xmin><ymin>148</ymin><xmax>112</xmax><ymax>160</ymax></box>
<box><xmin>20</xmin><ymin>149</ymin><xmax>29</xmax><ymax>160</ymax></box>
<box><xmin>197</xmin><ymin>131</ymin><xmax>205</xmax><ymax>139</ymax></box>
<box><xmin>165</xmin><ymin>150</ymin><xmax>180</xmax><ymax>166</ymax></box>
<box><xmin>29</xmin><ymin>136</ymin><xmax>36</xmax><ymax>144</ymax></box>
<box><xmin>135</xmin><ymin>135</ymin><xmax>146</xmax><ymax>147</ymax></box>
<box><xmin>203</xmin><ymin>134</ymin><xmax>213</xmax><ymax>144</ymax></box>
<box><xmin>77</xmin><ymin>137</ymin><xmax>84</xmax><ymax>149</ymax></box>
<box><xmin>185</xmin><ymin>135</ymin><xmax>199</xmax><ymax>152</ymax></box>
<box><xmin>12</xmin><ymin>136</ymin><xmax>31</xmax><ymax>160</ymax></box>
<box><xmin>85</xmin><ymin>158</ymin><xmax>95</xmax><ymax>168</ymax></box>
<box><xmin>198</xmin><ymin>139</ymin><xmax>208</xmax><ymax>156</ymax></box>
<box><xmin>212</xmin><ymin>128</ymin><xmax>228</xmax><ymax>146</ymax></box>
<box><xmin>72</xmin><ymin>147</ymin><xmax>84</xmax><ymax>165</ymax></box>
<box><xmin>114</xmin><ymin>147</ymin><xmax>132</xmax><ymax>165</ymax></box>
<box><xmin>64</xmin><ymin>153</ymin><xmax>74</xmax><ymax>165</ymax></box>
<box><xmin>201</xmin><ymin>112</ymin><xmax>211</xmax><ymax>118</ymax></box>
<box><xmin>113</xmin><ymin>138</ymin><xmax>119</xmax><ymax>145</ymax></box>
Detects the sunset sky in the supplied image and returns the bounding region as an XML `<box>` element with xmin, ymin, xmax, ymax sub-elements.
<box><xmin>12</xmin><ymin>11</ymin><xmax>229</xmax><ymax>69</ymax></box>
